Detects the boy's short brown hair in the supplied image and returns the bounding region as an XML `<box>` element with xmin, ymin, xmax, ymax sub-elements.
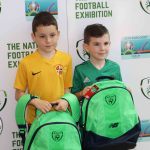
<box><xmin>84</xmin><ymin>24</ymin><xmax>109</xmax><ymax>44</ymax></box>
<box><xmin>32</xmin><ymin>11</ymin><xmax>58</xmax><ymax>34</ymax></box>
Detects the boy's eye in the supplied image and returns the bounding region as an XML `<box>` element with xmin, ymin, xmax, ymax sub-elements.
<box><xmin>40</xmin><ymin>35</ymin><xmax>45</xmax><ymax>38</ymax></box>
<box><xmin>50</xmin><ymin>34</ymin><xmax>55</xmax><ymax>37</ymax></box>
<box><xmin>93</xmin><ymin>42</ymin><xmax>109</xmax><ymax>47</ymax></box>
<box><xmin>94</xmin><ymin>43</ymin><xmax>100</xmax><ymax>46</ymax></box>
<box><xmin>104</xmin><ymin>42</ymin><xmax>109</xmax><ymax>45</ymax></box>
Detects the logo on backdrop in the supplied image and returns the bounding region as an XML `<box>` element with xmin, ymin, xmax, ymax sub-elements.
<box><xmin>140</xmin><ymin>77</ymin><xmax>150</xmax><ymax>99</ymax></box>
<box><xmin>0</xmin><ymin>117</ymin><xmax>3</xmax><ymax>135</ymax></box>
<box><xmin>121</xmin><ymin>35</ymin><xmax>150</xmax><ymax>59</ymax></box>
<box><xmin>12</xmin><ymin>131</ymin><xmax>23</xmax><ymax>149</ymax></box>
<box><xmin>75</xmin><ymin>1</ymin><xmax>112</xmax><ymax>19</ymax></box>
<box><xmin>140</xmin><ymin>0</ymin><xmax>150</xmax><ymax>14</ymax></box>
<box><xmin>76</xmin><ymin>39</ymin><xmax>89</xmax><ymax>61</ymax></box>
<box><xmin>139</xmin><ymin>120</ymin><xmax>150</xmax><ymax>137</ymax></box>
<box><xmin>25</xmin><ymin>0</ymin><xmax>58</xmax><ymax>20</ymax></box>
<box><xmin>0</xmin><ymin>90</ymin><xmax>7</xmax><ymax>111</ymax></box>
<box><xmin>7</xmin><ymin>42</ymin><xmax>36</xmax><ymax>69</ymax></box>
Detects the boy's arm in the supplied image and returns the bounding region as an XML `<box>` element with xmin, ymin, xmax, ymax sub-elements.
<box><xmin>51</xmin><ymin>88</ymin><xmax>71</xmax><ymax>111</ymax></box>
<box><xmin>52</xmin><ymin>86</ymin><xmax>92</xmax><ymax>111</ymax></box>
<box><xmin>15</xmin><ymin>89</ymin><xmax>25</xmax><ymax>101</ymax></box>
<box><xmin>64</xmin><ymin>88</ymin><xmax>71</xmax><ymax>93</ymax></box>
<box><xmin>15</xmin><ymin>89</ymin><xmax>52</xmax><ymax>113</ymax></box>
<box><xmin>75</xmin><ymin>86</ymin><xmax>91</xmax><ymax>101</ymax></box>
<box><xmin>75</xmin><ymin>91</ymin><xmax>83</xmax><ymax>100</ymax></box>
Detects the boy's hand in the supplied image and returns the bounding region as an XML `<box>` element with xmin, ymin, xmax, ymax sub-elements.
<box><xmin>75</xmin><ymin>86</ymin><xmax>92</xmax><ymax>100</ymax></box>
<box><xmin>82</xmin><ymin>86</ymin><xmax>92</xmax><ymax>97</ymax></box>
<box><xmin>30</xmin><ymin>98</ymin><xmax>52</xmax><ymax>114</ymax></box>
<box><xmin>51</xmin><ymin>99</ymin><xmax>68</xmax><ymax>111</ymax></box>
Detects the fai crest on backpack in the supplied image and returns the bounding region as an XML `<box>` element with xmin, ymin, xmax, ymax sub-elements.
<box><xmin>52</xmin><ymin>131</ymin><xmax>63</xmax><ymax>142</ymax></box>
<box><xmin>105</xmin><ymin>95</ymin><xmax>116</xmax><ymax>105</ymax></box>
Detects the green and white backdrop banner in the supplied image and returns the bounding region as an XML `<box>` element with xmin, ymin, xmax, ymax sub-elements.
<box><xmin>0</xmin><ymin>0</ymin><xmax>150</xmax><ymax>149</ymax></box>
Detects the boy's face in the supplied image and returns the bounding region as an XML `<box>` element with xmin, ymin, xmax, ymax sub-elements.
<box><xmin>84</xmin><ymin>33</ymin><xmax>110</xmax><ymax>61</ymax></box>
<box><xmin>31</xmin><ymin>25</ymin><xmax>60</xmax><ymax>53</ymax></box>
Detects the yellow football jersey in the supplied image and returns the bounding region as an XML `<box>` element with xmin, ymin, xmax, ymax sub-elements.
<box><xmin>14</xmin><ymin>50</ymin><xmax>72</xmax><ymax>123</ymax></box>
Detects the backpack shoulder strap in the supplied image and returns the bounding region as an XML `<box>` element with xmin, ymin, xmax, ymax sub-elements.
<box><xmin>61</xmin><ymin>93</ymin><xmax>80</xmax><ymax>123</ymax></box>
<box><xmin>15</xmin><ymin>94</ymin><xmax>38</xmax><ymax>146</ymax></box>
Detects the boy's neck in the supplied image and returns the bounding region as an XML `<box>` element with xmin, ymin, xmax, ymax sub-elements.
<box><xmin>90</xmin><ymin>58</ymin><xmax>105</xmax><ymax>70</ymax></box>
<box><xmin>38</xmin><ymin>49</ymin><xmax>56</xmax><ymax>59</ymax></box>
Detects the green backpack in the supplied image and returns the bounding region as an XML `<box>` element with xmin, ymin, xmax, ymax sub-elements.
<box><xmin>81</xmin><ymin>78</ymin><xmax>141</xmax><ymax>150</ymax></box>
<box><xmin>15</xmin><ymin>93</ymin><xmax>81</xmax><ymax>150</ymax></box>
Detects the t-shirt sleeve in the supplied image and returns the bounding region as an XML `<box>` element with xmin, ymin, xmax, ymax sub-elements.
<box><xmin>14</xmin><ymin>60</ymin><xmax>27</xmax><ymax>91</ymax></box>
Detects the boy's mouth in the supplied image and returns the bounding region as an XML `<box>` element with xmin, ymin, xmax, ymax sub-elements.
<box><xmin>45</xmin><ymin>46</ymin><xmax>51</xmax><ymax>48</ymax></box>
<box><xmin>98</xmin><ymin>52</ymin><xmax>106</xmax><ymax>55</ymax></box>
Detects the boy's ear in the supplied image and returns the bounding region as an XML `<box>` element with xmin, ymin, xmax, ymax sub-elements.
<box><xmin>31</xmin><ymin>33</ymin><xmax>35</xmax><ymax>41</ymax></box>
<box><xmin>83</xmin><ymin>43</ymin><xmax>89</xmax><ymax>53</ymax></box>
<box><xmin>57</xmin><ymin>30</ymin><xmax>60</xmax><ymax>37</ymax></box>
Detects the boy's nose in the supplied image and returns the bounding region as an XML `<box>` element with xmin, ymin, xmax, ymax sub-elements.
<box><xmin>46</xmin><ymin>37</ymin><xmax>51</xmax><ymax>43</ymax></box>
<box><xmin>99</xmin><ymin>45</ymin><xmax>105</xmax><ymax>51</ymax></box>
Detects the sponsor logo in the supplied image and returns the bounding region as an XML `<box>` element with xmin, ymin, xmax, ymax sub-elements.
<box><xmin>105</xmin><ymin>95</ymin><xmax>116</xmax><ymax>105</ymax></box>
<box><xmin>52</xmin><ymin>131</ymin><xmax>63</xmax><ymax>142</ymax></box>
<box><xmin>140</xmin><ymin>0</ymin><xmax>150</xmax><ymax>14</ymax></box>
<box><xmin>76</xmin><ymin>39</ymin><xmax>89</xmax><ymax>61</ymax></box>
<box><xmin>83</xmin><ymin>77</ymin><xmax>90</xmax><ymax>83</ymax></box>
<box><xmin>32</xmin><ymin>71</ymin><xmax>41</xmax><ymax>75</ymax></box>
<box><xmin>0</xmin><ymin>117</ymin><xmax>3</xmax><ymax>135</ymax></box>
<box><xmin>140</xmin><ymin>77</ymin><xmax>150</xmax><ymax>99</ymax></box>
<box><xmin>0</xmin><ymin>90</ymin><xmax>7</xmax><ymax>111</ymax></box>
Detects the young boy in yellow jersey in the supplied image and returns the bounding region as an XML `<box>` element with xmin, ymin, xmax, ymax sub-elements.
<box><xmin>14</xmin><ymin>11</ymin><xmax>72</xmax><ymax>124</ymax></box>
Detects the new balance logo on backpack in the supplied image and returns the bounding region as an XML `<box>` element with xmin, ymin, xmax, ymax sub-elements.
<box><xmin>81</xmin><ymin>78</ymin><xmax>141</xmax><ymax>150</ymax></box>
<box><xmin>109</xmin><ymin>122</ymin><xmax>119</xmax><ymax>128</ymax></box>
